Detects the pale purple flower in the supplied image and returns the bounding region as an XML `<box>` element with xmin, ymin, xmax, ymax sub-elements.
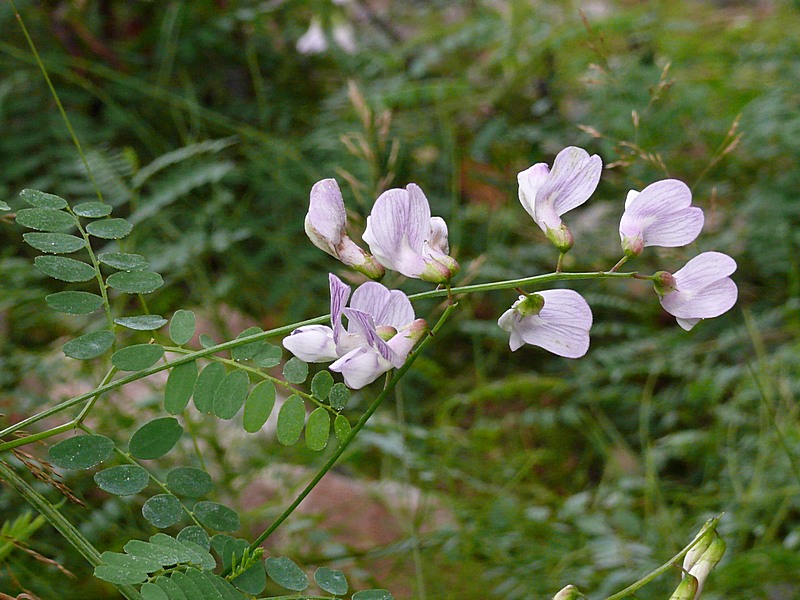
<box><xmin>654</xmin><ymin>252</ymin><xmax>737</xmax><ymax>331</ymax></box>
<box><xmin>517</xmin><ymin>146</ymin><xmax>602</xmax><ymax>252</ymax></box>
<box><xmin>282</xmin><ymin>274</ymin><xmax>426</xmax><ymax>389</ymax></box>
<box><xmin>619</xmin><ymin>179</ymin><xmax>704</xmax><ymax>257</ymax></box>
<box><xmin>304</xmin><ymin>179</ymin><xmax>384</xmax><ymax>280</ymax></box>
<box><xmin>363</xmin><ymin>183</ymin><xmax>459</xmax><ymax>283</ymax></box>
<box><xmin>497</xmin><ymin>289</ymin><xmax>593</xmax><ymax>358</ymax></box>
<box><xmin>296</xmin><ymin>18</ymin><xmax>328</xmax><ymax>55</ymax></box>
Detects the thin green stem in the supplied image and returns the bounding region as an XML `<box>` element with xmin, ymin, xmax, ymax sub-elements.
<box><xmin>609</xmin><ymin>255</ymin><xmax>629</xmax><ymax>273</ymax></box>
<box><xmin>75</xmin><ymin>367</ymin><xmax>117</xmax><ymax>424</ymax></box>
<box><xmin>242</xmin><ymin>303</ymin><xmax>458</xmax><ymax>558</ymax></box>
<box><xmin>0</xmin><ymin>461</ymin><xmax>142</xmax><ymax>600</ymax></box>
<box><xmin>9</xmin><ymin>1</ymin><xmax>104</xmax><ymax>202</ymax></box>
<box><xmin>602</xmin><ymin>516</ymin><xmax>722</xmax><ymax>600</ymax></box>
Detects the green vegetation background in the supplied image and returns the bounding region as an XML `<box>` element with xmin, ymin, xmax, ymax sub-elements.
<box><xmin>1</xmin><ymin>0</ymin><xmax>799</xmax><ymax>598</ymax></box>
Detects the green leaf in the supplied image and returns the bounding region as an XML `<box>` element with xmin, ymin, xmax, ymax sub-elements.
<box><xmin>165</xmin><ymin>361</ymin><xmax>198</xmax><ymax>415</ymax></box>
<box><xmin>183</xmin><ymin>568</ymin><xmax>223</xmax><ymax>598</ymax></box>
<box><xmin>211</xmin><ymin>534</ymin><xmax>237</xmax><ymax>563</ymax></box>
<box><xmin>16</xmin><ymin>207</ymin><xmax>76</xmax><ymax>232</ymax></box>
<box><xmin>167</xmin><ymin>467</ymin><xmax>212</xmax><ymax>498</ymax></box>
<box><xmin>252</xmin><ymin>343</ymin><xmax>282</xmax><ymax>368</ymax></box>
<box><xmin>305</xmin><ymin>407</ymin><xmax>331</xmax><ymax>452</ymax></box>
<box><xmin>193</xmin><ymin>501</ymin><xmax>240</xmax><ymax>532</ymax></box>
<box><xmin>98</xmin><ymin>252</ymin><xmax>149</xmax><ymax>271</ymax></box>
<box><xmin>150</xmin><ymin>533</ymin><xmax>215</xmax><ymax>570</ymax></box>
<box><xmin>282</xmin><ymin>357</ymin><xmax>308</xmax><ymax>384</ymax></box>
<box><xmin>334</xmin><ymin>414</ymin><xmax>351</xmax><ymax>443</ymax></box>
<box><xmin>142</xmin><ymin>494</ymin><xmax>183</xmax><ymax>529</ymax></box>
<box><xmin>231</xmin><ymin>327</ymin><xmax>263</xmax><ymax>361</ymax></box>
<box><xmin>94</xmin><ymin>465</ymin><xmax>150</xmax><ymax>496</ymax></box>
<box><xmin>48</xmin><ymin>434</ymin><xmax>114</xmax><ymax>470</ymax></box>
<box><xmin>86</xmin><ymin>218</ymin><xmax>133</xmax><ymax>239</ymax></box>
<box><xmin>314</xmin><ymin>567</ymin><xmax>348</xmax><ymax>595</ymax></box>
<box><xmin>94</xmin><ymin>565</ymin><xmax>148</xmax><ymax>585</ymax></box>
<box><xmin>352</xmin><ymin>590</ymin><xmax>393</xmax><ymax>600</ymax></box>
<box><xmin>329</xmin><ymin>382</ymin><xmax>351</xmax><ymax>411</ymax></box>
<box><xmin>199</xmin><ymin>334</ymin><xmax>216</xmax><ymax>348</ymax></box>
<box><xmin>177</xmin><ymin>526</ymin><xmax>210</xmax><ymax>551</ymax></box>
<box><xmin>23</xmin><ymin>232</ymin><xmax>85</xmax><ymax>254</ymax></box>
<box><xmin>265</xmin><ymin>556</ymin><xmax>308</xmax><ymax>591</ymax></box>
<box><xmin>193</xmin><ymin>362</ymin><xmax>225</xmax><ymax>413</ymax></box>
<box><xmin>114</xmin><ymin>315</ymin><xmax>168</xmax><ymax>331</ymax></box>
<box><xmin>106</xmin><ymin>271</ymin><xmax>164</xmax><ymax>294</ymax></box>
<box><xmin>129</xmin><ymin>417</ymin><xmax>183</xmax><ymax>460</ymax></box>
<box><xmin>73</xmin><ymin>201</ymin><xmax>112</xmax><ymax>218</ymax></box>
<box><xmin>276</xmin><ymin>395</ymin><xmax>305</xmax><ymax>446</ymax></box>
<box><xmin>170</xmin><ymin>310</ymin><xmax>196</xmax><ymax>346</ymax></box>
<box><xmin>100</xmin><ymin>550</ymin><xmax>161</xmax><ymax>573</ymax></box>
<box><xmin>232</xmin><ymin>560</ymin><xmax>266</xmax><ymax>595</ymax></box>
<box><xmin>62</xmin><ymin>330</ymin><xmax>114</xmax><ymax>360</ymax></box>
<box><xmin>20</xmin><ymin>189</ymin><xmax>68</xmax><ymax>209</ymax></box>
<box><xmin>34</xmin><ymin>255</ymin><xmax>96</xmax><ymax>282</ymax></box>
<box><xmin>242</xmin><ymin>381</ymin><xmax>275</xmax><ymax>433</ymax></box>
<box><xmin>140</xmin><ymin>583</ymin><xmax>169</xmax><ymax>600</ymax></box>
<box><xmin>213</xmin><ymin>370</ymin><xmax>250</xmax><ymax>420</ymax></box>
<box><xmin>46</xmin><ymin>291</ymin><xmax>104</xmax><ymax>315</ymax></box>
<box><xmin>153</xmin><ymin>576</ymin><xmax>189</xmax><ymax>600</ymax></box>
<box><xmin>0</xmin><ymin>200</ymin><xmax>9</xmax><ymax>210</ymax></box>
<box><xmin>111</xmin><ymin>344</ymin><xmax>165</xmax><ymax>372</ymax></box>
<box><xmin>311</xmin><ymin>370</ymin><xmax>335</xmax><ymax>400</ymax></box>
<box><xmin>124</xmin><ymin>538</ymin><xmax>185</xmax><ymax>565</ymax></box>
<box><xmin>161</xmin><ymin>572</ymin><xmax>200</xmax><ymax>598</ymax></box>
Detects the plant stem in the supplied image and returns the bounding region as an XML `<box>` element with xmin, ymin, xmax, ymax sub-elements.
<box><xmin>242</xmin><ymin>303</ymin><xmax>459</xmax><ymax>559</ymax></box>
<box><xmin>0</xmin><ymin>461</ymin><xmax>143</xmax><ymax>600</ymax></box>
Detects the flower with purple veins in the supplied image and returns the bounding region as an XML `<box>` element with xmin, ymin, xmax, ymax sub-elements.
<box><xmin>304</xmin><ymin>179</ymin><xmax>385</xmax><ymax>280</ymax></box>
<box><xmin>517</xmin><ymin>146</ymin><xmax>602</xmax><ymax>253</ymax></box>
<box><xmin>654</xmin><ymin>251</ymin><xmax>738</xmax><ymax>331</ymax></box>
<box><xmin>619</xmin><ymin>179</ymin><xmax>704</xmax><ymax>257</ymax></box>
<box><xmin>362</xmin><ymin>183</ymin><xmax>459</xmax><ymax>283</ymax></box>
<box><xmin>497</xmin><ymin>289</ymin><xmax>593</xmax><ymax>358</ymax></box>
<box><xmin>282</xmin><ymin>274</ymin><xmax>426</xmax><ymax>389</ymax></box>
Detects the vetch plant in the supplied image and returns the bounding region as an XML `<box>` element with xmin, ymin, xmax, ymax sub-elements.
<box><xmin>1</xmin><ymin>6</ymin><xmax>739</xmax><ymax>597</ymax></box>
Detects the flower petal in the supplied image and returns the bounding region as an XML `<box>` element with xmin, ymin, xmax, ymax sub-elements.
<box><xmin>343</xmin><ymin>308</ymin><xmax>397</xmax><ymax>365</ymax></box>
<box><xmin>428</xmin><ymin>217</ymin><xmax>450</xmax><ymax>255</ymax></box>
<box><xmin>516</xmin><ymin>289</ymin><xmax>593</xmax><ymax>358</ymax></box>
<box><xmin>350</xmin><ymin>282</ymin><xmax>414</xmax><ymax>330</ymax></box>
<box><xmin>619</xmin><ymin>179</ymin><xmax>704</xmax><ymax>248</ymax></box>
<box><xmin>305</xmin><ymin>179</ymin><xmax>346</xmax><ymax>255</ymax></box>
<box><xmin>673</xmin><ymin>252</ymin><xmax>737</xmax><ymax>290</ymax></box>
<box><xmin>330</xmin><ymin>347</ymin><xmax>391</xmax><ymax>389</ymax></box>
<box><xmin>536</xmin><ymin>146</ymin><xmax>602</xmax><ymax>219</ymax></box>
<box><xmin>329</xmin><ymin>273</ymin><xmax>351</xmax><ymax>344</ymax></box>
<box><xmin>660</xmin><ymin>277</ymin><xmax>738</xmax><ymax>319</ymax></box>
<box><xmin>282</xmin><ymin>325</ymin><xmax>338</xmax><ymax>362</ymax></box>
<box><xmin>498</xmin><ymin>309</ymin><xmax>525</xmax><ymax>351</ymax></box>
<box><xmin>517</xmin><ymin>163</ymin><xmax>550</xmax><ymax>221</ymax></box>
<box><xmin>363</xmin><ymin>187</ymin><xmax>428</xmax><ymax>277</ymax></box>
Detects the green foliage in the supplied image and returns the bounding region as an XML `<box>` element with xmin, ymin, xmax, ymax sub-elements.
<box><xmin>276</xmin><ymin>395</ymin><xmax>306</xmax><ymax>446</ymax></box>
<box><xmin>142</xmin><ymin>494</ymin><xmax>183</xmax><ymax>529</ymax></box>
<box><xmin>166</xmin><ymin>467</ymin><xmax>212</xmax><ymax>498</ymax></box>
<box><xmin>111</xmin><ymin>344</ymin><xmax>165</xmax><ymax>372</ymax></box>
<box><xmin>242</xmin><ymin>380</ymin><xmax>276</xmax><ymax>433</ymax></box>
<box><xmin>129</xmin><ymin>418</ymin><xmax>184</xmax><ymax>460</ymax></box>
<box><xmin>48</xmin><ymin>434</ymin><xmax>114</xmax><ymax>470</ymax></box>
<box><xmin>212</xmin><ymin>371</ymin><xmax>250</xmax><ymax>420</ymax></box>
<box><xmin>169</xmin><ymin>310</ymin><xmax>197</xmax><ymax>346</ymax></box>
<box><xmin>94</xmin><ymin>465</ymin><xmax>150</xmax><ymax>496</ymax></box>
<box><xmin>164</xmin><ymin>361</ymin><xmax>198</xmax><ymax>415</ymax></box>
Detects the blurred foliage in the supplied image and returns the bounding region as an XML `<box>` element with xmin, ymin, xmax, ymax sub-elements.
<box><xmin>1</xmin><ymin>0</ymin><xmax>800</xmax><ymax>598</ymax></box>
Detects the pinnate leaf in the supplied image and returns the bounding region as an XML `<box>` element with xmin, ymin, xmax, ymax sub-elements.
<box><xmin>314</xmin><ymin>567</ymin><xmax>348</xmax><ymax>595</ymax></box>
<box><xmin>334</xmin><ymin>414</ymin><xmax>351</xmax><ymax>443</ymax></box>
<box><xmin>193</xmin><ymin>362</ymin><xmax>225</xmax><ymax>413</ymax></box>
<box><xmin>166</xmin><ymin>467</ymin><xmax>212</xmax><ymax>498</ymax></box>
<box><xmin>98</xmin><ymin>252</ymin><xmax>149</xmax><ymax>271</ymax></box>
<box><xmin>242</xmin><ymin>380</ymin><xmax>275</xmax><ymax>433</ymax></box>
<box><xmin>114</xmin><ymin>315</ymin><xmax>168</xmax><ymax>331</ymax></box>
<box><xmin>265</xmin><ymin>556</ymin><xmax>308</xmax><ymax>591</ymax></box>
<box><xmin>46</xmin><ymin>291</ymin><xmax>103</xmax><ymax>314</ymax></box>
<box><xmin>48</xmin><ymin>434</ymin><xmax>114</xmax><ymax>470</ymax></box>
<box><xmin>106</xmin><ymin>271</ymin><xmax>163</xmax><ymax>294</ymax></box>
<box><xmin>252</xmin><ymin>343</ymin><xmax>282</xmax><ymax>368</ymax></box>
<box><xmin>231</xmin><ymin>326</ymin><xmax>263</xmax><ymax>361</ymax></box>
<box><xmin>35</xmin><ymin>255</ymin><xmax>96</xmax><ymax>282</ymax></box>
<box><xmin>193</xmin><ymin>501</ymin><xmax>240</xmax><ymax>532</ymax></box>
<box><xmin>305</xmin><ymin>407</ymin><xmax>330</xmax><ymax>451</ymax></box>
<box><xmin>73</xmin><ymin>201</ymin><xmax>112</xmax><ymax>218</ymax></box>
<box><xmin>20</xmin><ymin>189</ymin><xmax>68</xmax><ymax>209</ymax></box>
<box><xmin>311</xmin><ymin>370</ymin><xmax>334</xmax><ymax>400</ymax></box>
<box><xmin>94</xmin><ymin>465</ymin><xmax>150</xmax><ymax>496</ymax></box>
<box><xmin>329</xmin><ymin>382</ymin><xmax>351</xmax><ymax>411</ymax></box>
<box><xmin>16</xmin><ymin>207</ymin><xmax>76</xmax><ymax>231</ymax></box>
<box><xmin>129</xmin><ymin>417</ymin><xmax>183</xmax><ymax>460</ymax></box>
<box><xmin>62</xmin><ymin>330</ymin><xmax>114</xmax><ymax>360</ymax></box>
<box><xmin>111</xmin><ymin>344</ymin><xmax>165</xmax><ymax>371</ymax></box>
<box><xmin>86</xmin><ymin>218</ymin><xmax>132</xmax><ymax>239</ymax></box>
<box><xmin>169</xmin><ymin>309</ymin><xmax>196</xmax><ymax>345</ymax></box>
<box><xmin>23</xmin><ymin>232</ymin><xmax>85</xmax><ymax>254</ymax></box>
<box><xmin>165</xmin><ymin>361</ymin><xmax>198</xmax><ymax>414</ymax></box>
<box><xmin>142</xmin><ymin>494</ymin><xmax>183</xmax><ymax>528</ymax></box>
<box><xmin>276</xmin><ymin>395</ymin><xmax>305</xmax><ymax>446</ymax></box>
<box><xmin>213</xmin><ymin>370</ymin><xmax>250</xmax><ymax>420</ymax></box>
<box><xmin>283</xmin><ymin>357</ymin><xmax>308</xmax><ymax>384</ymax></box>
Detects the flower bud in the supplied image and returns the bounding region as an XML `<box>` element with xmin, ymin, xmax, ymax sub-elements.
<box><xmin>545</xmin><ymin>223</ymin><xmax>575</xmax><ymax>253</ymax></box>
<box><xmin>652</xmin><ymin>270</ymin><xmax>678</xmax><ymax>296</ymax></box>
<box><xmin>688</xmin><ymin>534</ymin><xmax>726</xmax><ymax>598</ymax></box>
<box><xmin>669</xmin><ymin>574</ymin><xmax>699</xmax><ymax>600</ymax></box>
<box><xmin>552</xmin><ymin>585</ymin><xmax>582</xmax><ymax>600</ymax></box>
<box><xmin>514</xmin><ymin>293</ymin><xmax>545</xmax><ymax>317</ymax></box>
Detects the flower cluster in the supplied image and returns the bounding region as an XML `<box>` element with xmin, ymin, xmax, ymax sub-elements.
<box><xmin>283</xmin><ymin>145</ymin><xmax>737</xmax><ymax>388</ymax></box>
